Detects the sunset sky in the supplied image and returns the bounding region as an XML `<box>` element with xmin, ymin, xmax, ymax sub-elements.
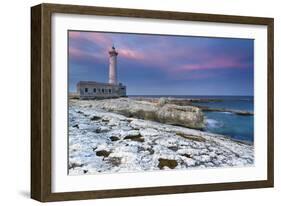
<box><xmin>68</xmin><ymin>31</ymin><xmax>254</xmax><ymax>96</ymax></box>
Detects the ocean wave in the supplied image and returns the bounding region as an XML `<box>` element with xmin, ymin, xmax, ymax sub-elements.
<box><xmin>206</xmin><ymin>119</ymin><xmax>223</xmax><ymax>129</ymax></box>
<box><xmin>221</xmin><ymin>111</ymin><xmax>232</xmax><ymax>114</ymax></box>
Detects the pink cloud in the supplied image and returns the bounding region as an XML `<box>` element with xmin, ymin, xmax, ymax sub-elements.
<box><xmin>68</xmin><ymin>31</ymin><xmax>250</xmax><ymax>74</ymax></box>
<box><xmin>86</xmin><ymin>33</ymin><xmax>112</xmax><ymax>47</ymax></box>
<box><xmin>174</xmin><ymin>72</ymin><xmax>218</xmax><ymax>80</ymax></box>
<box><xmin>68</xmin><ymin>31</ymin><xmax>180</xmax><ymax>65</ymax></box>
<box><xmin>69</xmin><ymin>47</ymin><xmax>104</xmax><ymax>61</ymax></box>
<box><xmin>68</xmin><ymin>31</ymin><xmax>114</xmax><ymax>61</ymax></box>
<box><xmin>69</xmin><ymin>32</ymin><xmax>148</xmax><ymax>62</ymax></box>
<box><xmin>175</xmin><ymin>56</ymin><xmax>249</xmax><ymax>72</ymax></box>
<box><xmin>69</xmin><ymin>31</ymin><xmax>81</xmax><ymax>39</ymax></box>
<box><xmin>69</xmin><ymin>31</ymin><xmax>112</xmax><ymax>50</ymax></box>
<box><xmin>118</xmin><ymin>48</ymin><xmax>145</xmax><ymax>60</ymax></box>
<box><xmin>69</xmin><ymin>47</ymin><xmax>86</xmax><ymax>58</ymax></box>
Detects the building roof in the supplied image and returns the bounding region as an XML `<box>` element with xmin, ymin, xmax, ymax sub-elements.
<box><xmin>77</xmin><ymin>81</ymin><xmax>124</xmax><ymax>87</ymax></box>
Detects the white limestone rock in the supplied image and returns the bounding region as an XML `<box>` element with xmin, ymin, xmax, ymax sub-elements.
<box><xmin>75</xmin><ymin>98</ymin><xmax>205</xmax><ymax>129</ymax></box>
<box><xmin>68</xmin><ymin>99</ymin><xmax>254</xmax><ymax>175</ymax></box>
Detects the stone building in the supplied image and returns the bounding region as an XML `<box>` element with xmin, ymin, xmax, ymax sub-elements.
<box><xmin>77</xmin><ymin>46</ymin><xmax>127</xmax><ymax>99</ymax></box>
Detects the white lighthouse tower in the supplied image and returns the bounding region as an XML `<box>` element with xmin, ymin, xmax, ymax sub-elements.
<box><xmin>108</xmin><ymin>46</ymin><xmax>118</xmax><ymax>85</ymax></box>
<box><xmin>76</xmin><ymin>44</ymin><xmax>126</xmax><ymax>99</ymax></box>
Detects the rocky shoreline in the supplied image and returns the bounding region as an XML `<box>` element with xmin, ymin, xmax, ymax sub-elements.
<box><xmin>68</xmin><ymin>98</ymin><xmax>254</xmax><ymax>175</ymax></box>
<box><xmin>132</xmin><ymin>97</ymin><xmax>254</xmax><ymax>116</ymax></box>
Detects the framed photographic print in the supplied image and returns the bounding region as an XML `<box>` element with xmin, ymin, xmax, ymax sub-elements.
<box><xmin>31</xmin><ymin>3</ymin><xmax>274</xmax><ymax>202</ymax></box>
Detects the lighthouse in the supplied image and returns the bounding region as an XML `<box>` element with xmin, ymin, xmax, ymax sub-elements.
<box><xmin>76</xmin><ymin>44</ymin><xmax>126</xmax><ymax>99</ymax></box>
<box><xmin>108</xmin><ymin>46</ymin><xmax>118</xmax><ymax>85</ymax></box>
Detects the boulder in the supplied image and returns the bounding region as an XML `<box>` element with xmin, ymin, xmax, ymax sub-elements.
<box><xmin>156</xmin><ymin>104</ymin><xmax>204</xmax><ymax>129</ymax></box>
<box><xmin>88</xmin><ymin>98</ymin><xmax>204</xmax><ymax>129</ymax></box>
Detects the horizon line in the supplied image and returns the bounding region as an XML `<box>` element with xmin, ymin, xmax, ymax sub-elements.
<box><xmin>127</xmin><ymin>94</ymin><xmax>254</xmax><ymax>96</ymax></box>
<box><xmin>68</xmin><ymin>91</ymin><xmax>253</xmax><ymax>97</ymax></box>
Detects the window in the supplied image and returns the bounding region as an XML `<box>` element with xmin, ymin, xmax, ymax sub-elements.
<box><xmin>93</xmin><ymin>88</ymin><xmax>96</xmax><ymax>93</ymax></box>
<box><xmin>85</xmin><ymin>88</ymin><xmax>88</xmax><ymax>93</ymax></box>
<box><xmin>101</xmin><ymin>88</ymin><xmax>104</xmax><ymax>93</ymax></box>
<box><xmin>109</xmin><ymin>89</ymin><xmax>112</xmax><ymax>93</ymax></box>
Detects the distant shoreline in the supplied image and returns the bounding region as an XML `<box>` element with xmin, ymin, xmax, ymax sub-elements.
<box><xmin>68</xmin><ymin>94</ymin><xmax>254</xmax><ymax>115</ymax></box>
<box><xmin>128</xmin><ymin>94</ymin><xmax>254</xmax><ymax>97</ymax></box>
<box><xmin>69</xmin><ymin>92</ymin><xmax>253</xmax><ymax>97</ymax></box>
<box><xmin>69</xmin><ymin>93</ymin><xmax>253</xmax><ymax>101</ymax></box>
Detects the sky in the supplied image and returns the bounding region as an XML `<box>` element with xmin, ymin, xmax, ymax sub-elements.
<box><xmin>68</xmin><ymin>31</ymin><xmax>254</xmax><ymax>96</ymax></box>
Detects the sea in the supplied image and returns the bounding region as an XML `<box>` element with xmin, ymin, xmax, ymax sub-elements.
<box><xmin>129</xmin><ymin>95</ymin><xmax>254</xmax><ymax>143</ymax></box>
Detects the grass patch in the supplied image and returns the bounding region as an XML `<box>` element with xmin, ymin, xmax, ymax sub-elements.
<box><xmin>158</xmin><ymin>158</ymin><xmax>178</xmax><ymax>169</ymax></box>
<box><xmin>96</xmin><ymin>150</ymin><xmax>111</xmax><ymax>157</ymax></box>
<box><xmin>107</xmin><ymin>157</ymin><xmax>122</xmax><ymax>167</ymax></box>
<box><xmin>124</xmin><ymin>134</ymin><xmax>144</xmax><ymax>142</ymax></box>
